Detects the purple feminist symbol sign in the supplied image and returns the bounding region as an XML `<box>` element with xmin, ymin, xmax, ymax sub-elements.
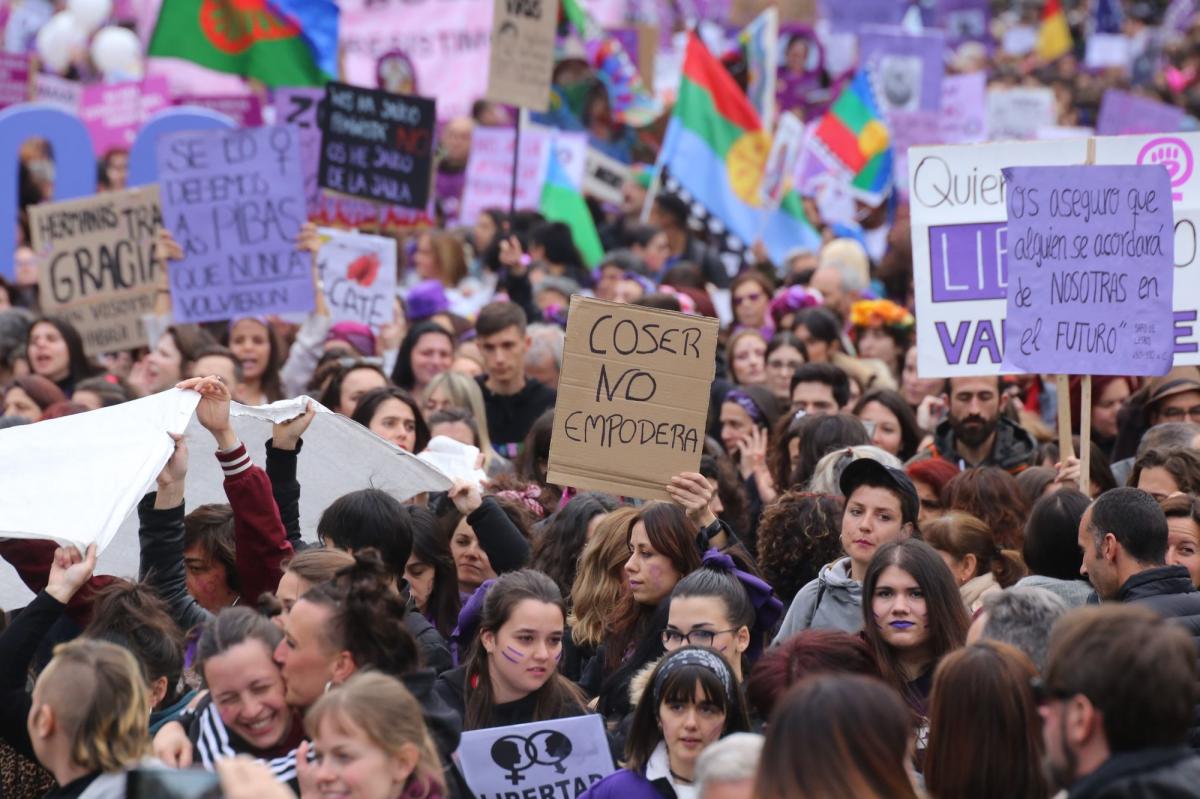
<box><xmin>1001</xmin><ymin>164</ymin><xmax>1175</xmax><ymax>377</ymax></box>
<box><xmin>1137</xmin><ymin>136</ymin><xmax>1194</xmax><ymax>202</ymax></box>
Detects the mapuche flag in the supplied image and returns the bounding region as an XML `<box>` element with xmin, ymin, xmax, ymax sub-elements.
<box><xmin>657</xmin><ymin>33</ymin><xmax>820</xmax><ymax>266</ymax></box>
<box><xmin>148</xmin><ymin>0</ymin><xmax>337</xmax><ymax>87</ymax></box>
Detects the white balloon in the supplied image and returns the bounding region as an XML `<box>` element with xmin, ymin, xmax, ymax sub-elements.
<box><xmin>67</xmin><ymin>0</ymin><xmax>113</xmax><ymax>34</ymax></box>
<box><xmin>90</xmin><ymin>25</ymin><xmax>142</xmax><ymax>79</ymax></box>
<box><xmin>35</xmin><ymin>11</ymin><xmax>87</xmax><ymax>75</ymax></box>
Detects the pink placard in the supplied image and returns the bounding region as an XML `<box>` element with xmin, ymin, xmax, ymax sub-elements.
<box><xmin>0</xmin><ymin>52</ymin><xmax>29</xmax><ymax>110</ymax></box>
<box><xmin>80</xmin><ymin>76</ymin><xmax>172</xmax><ymax>156</ymax></box>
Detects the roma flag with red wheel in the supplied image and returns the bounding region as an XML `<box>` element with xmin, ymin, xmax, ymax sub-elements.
<box><xmin>656</xmin><ymin>33</ymin><xmax>819</xmax><ymax>265</ymax></box>
<box><xmin>1036</xmin><ymin>0</ymin><xmax>1073</xmax><ymax>61</ymax></box>
<box><xmin>148</xmin><ymin>0</ymin><xmax>337</xmax><ymax>87</ymax></box>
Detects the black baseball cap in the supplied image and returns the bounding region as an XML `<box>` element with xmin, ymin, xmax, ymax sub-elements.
<box><xmin>839</xmin><ymin>457</ymin><xmax>920</xmax><ymax>526</ymax></box>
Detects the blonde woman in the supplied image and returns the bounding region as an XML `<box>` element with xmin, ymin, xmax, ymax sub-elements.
<box><xmin>422</xmin><ymin>370</ymin><xmax>510</xmax><ymax>475</ymax></box>
<box><xmin>566</xmin><ymin>507</ymin><xmax>639</xmax><ymax>685</ymax></box>
<box><xmin>299</xmin><ymin>671</ymin><xmax>447</xmax><ymax>799</ymax></box>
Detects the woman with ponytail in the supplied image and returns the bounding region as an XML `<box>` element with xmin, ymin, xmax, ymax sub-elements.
<box><xmin>922</xmin><ymin>511</ymin><xmax>1027</xmax><ymax>614</ymax></box>
<box><xmin>300</xmin><ymin>671</ymin><xmax>447</xmax><ymax>799</ymax></box>
<box><xmin>435</xmin><ymin>569</ymin><xmax>588</xmax><ymax>731</ymax></box>
<box><xmin>663</xmin><ymin>551</ymin><xmax>783</xmax><ymax>682</ymax></box>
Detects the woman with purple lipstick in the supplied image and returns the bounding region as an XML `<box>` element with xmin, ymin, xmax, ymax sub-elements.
<box><xmin>773</xmin><ymin>458</ymin><xmax>920</xmax><ymax>642</ymax></box>
<box><xmin>435</xmin><ymin>569</ymin><xmax>588</xmax><ymax>731</ymax></box>
<box><xmin>862</xmin><ymin>539</ymin><xmax>969</xmax><ymax>766</ymax></box>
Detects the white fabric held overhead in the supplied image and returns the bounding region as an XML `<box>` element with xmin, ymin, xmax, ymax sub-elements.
<box><xmin>0</xmin><ymin>388</ymin><xmax>201</xmax><ymax>551</ymax></box>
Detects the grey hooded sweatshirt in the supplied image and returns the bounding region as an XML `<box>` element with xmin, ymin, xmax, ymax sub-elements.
<box><xmin>773</xmin><ymin>557</ymin><xmax>863</xmax><ymax>644</ymax></box>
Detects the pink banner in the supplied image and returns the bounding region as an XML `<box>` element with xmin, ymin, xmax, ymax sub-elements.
<box><xmin>339</xmin><ymin>0</ymin><xmax>494</xmax><ymax>122</ymax></box>
<box><xmin>80</xmin><ymin>76</ymin><xmax>172</xmax><ymax>156</ymax></box>
<box><xmin>0</xmin><ymin>52</ymin><xmax>29</xmax><ymax>110</ymax></box>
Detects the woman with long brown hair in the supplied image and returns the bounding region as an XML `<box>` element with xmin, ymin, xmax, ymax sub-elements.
<box><xmin>597</xmin><ymin>503</ymin><xmax>704</xmax><ymax>718</ymax></box>
<box><xmin>862</xmin><ymin>539</ymin><xmax>969</xmax><ymax>763</ymax></box>
<box><xmin>754</xmin><ymin>674</ymin><xmax>918</xmax><ymax>799</ymax></box>
<box><xmin>924</xmin><ymin>641</ymin><xmax>1050</xmax><ymax>799</ymax></box>
<box><xmin>566</xmin><ymin>507</ymin><xmax>639</xmax><ymax>684</ymax></box>
<box><xmin>435</xmin><ymin>569</ymin><xmax>587</xmax><ymax>731</ymax></box>
<box><xmin>923</xmin><ymin>511</ymin><xmax>1027</xmax><ymax>614</ymax></box>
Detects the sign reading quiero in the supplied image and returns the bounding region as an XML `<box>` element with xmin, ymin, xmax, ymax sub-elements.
<box><xmin>547</xmin><ymin>296</ymin><xmax>718</xmax><ymax>501</ymax></box>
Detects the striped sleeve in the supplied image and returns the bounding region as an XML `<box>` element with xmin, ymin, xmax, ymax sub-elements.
<box><xmin>215</xmin><ymin>442</ymin><xmax>252</xmax><ymax>477</ymax></box>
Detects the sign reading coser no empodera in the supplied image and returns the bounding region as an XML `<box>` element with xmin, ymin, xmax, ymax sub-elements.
<box><xmin>547</xmin><ymin>296</ymin><xmax>718</xmax><ymax>501</ymax></box>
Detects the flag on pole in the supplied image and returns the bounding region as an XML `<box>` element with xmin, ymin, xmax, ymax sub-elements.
<box><xmin>808</xmin><ymin>71</ymin><xmax>894</xmax><ymax>204</ymax></box>
<box><xmin>1036</xmin><ymin>0</ymin><xmax>1073</xmax><ymax>61</ymax></box>
<box><xmin>738</xmin><ymin>8</ymin><xmax>778</xmax><ymax>130</ymax></box>
<box><xmin>148</xmin><ymin>0</ymin><xmax>336</xmax><ymax>87</ymax></box>
<box><xmin>656</xmin><ymin>33</ymin><xmax>820</xmax><ymax>266</ymax></box>
<box><xmin>541</xmin><ymin>135</ymin><xmax>604</xmax><ymax>268</ymax></box>
<box><xmin>561</xmin><ymin>0</ymin><xmax>661</xmax><ymax>126</ymax></box>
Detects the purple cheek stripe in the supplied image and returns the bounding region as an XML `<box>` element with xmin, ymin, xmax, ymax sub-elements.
<box><xmin>555</xmin><ymin>651</ymin><xmax>563</xmax><ymax>663</ymax></box>
<box><xmin>501</xmin><ymin>646</ymin><xmax>526</xmax><ymax>664</ymax></box>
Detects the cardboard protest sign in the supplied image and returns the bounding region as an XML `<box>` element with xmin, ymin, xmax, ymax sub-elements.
<box><xmin>1001</xmin><ymin>165</ymin><xmax>1174</xmax><ymax>376</ymax></box>
<box><xmin>546</xmin><ymin>296</ymin><xmax>718</xmax><ymax>500</ymax></box>
<box><xmin>28</xmin><ymin>186</ymin><xmax>162</xmax><ymax>354</ymax></box>
<box><xmin>857</xmin><ymin>26</ymin><xmax>945</xmax><ymax>114</ymax></box>
<box><xmin>80</xmin><ymin>76</ymin><xmax>172</xmax><ymax>157</ymax></box>
<box><xmin>986</xmin><ymin>87</ymin><xmax>1056</xmax><ymax>141</ymax></box>
<box><xmin>454</xmin><ymin>715</ymin><xmax>614</xmax><ymax>797</ymax></box>
<box><xmin>317</xmin><ymin>82</ymin><xmax>436</xmax><ymax>209</ymax></box>
<box><xmin>315</xmin><ymin>227</ymin><xmax>397</xmax><ymax>328</ymax></box>
<box><xmin>485</xmin><ymin>0</ymin><xmax>559</xmax><ymax>111</ymax></box>
<box><xmin>1092</xmin><ymin>133</ymin><xmax>1200</xmax><ymax>363</ymax></box>
<box><xmin>156</xmin><ymin>126</ymin><xmax>311</xmax><ymax>323</ymax></box>
<box><xmin>0</xmin><ymin>52</ymin><xmax>29</xmax><ymax>110</ymax></box>
<box><xmin>908</xmin><ymin>138</ymin><xmax>1090</xmax><ymax>377</ymax></box>
<box><xmin>1097</xmin><ymin>90</ymin><xmax>1185</xmax><ymax>136</ymax></box>
<box><xmin>175</xmin><ymin>94</ymin><xmax>264</xmax><ymax>128</ymax></box>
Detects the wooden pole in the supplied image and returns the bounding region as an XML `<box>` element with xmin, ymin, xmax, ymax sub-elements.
<box><xmin>1079</xmin><ymin>375</ymin><xmax>1092</xmax><ymax>495</ymax></box>
<box><xmin>1056</xmin><ymin>373</ymin><xmax>1075</xmax><ymax>464</ymax></box>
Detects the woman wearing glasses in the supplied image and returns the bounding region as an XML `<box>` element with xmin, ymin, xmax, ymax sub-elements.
<box><xmin>662</xmin><ymin>551</ymin><xmax>782</xmax><ymax>682</ymax></box>
<box><xmin>729</xmin><ymin>272</ymin><xmax>776</xmax><ymax>337</ymax></box>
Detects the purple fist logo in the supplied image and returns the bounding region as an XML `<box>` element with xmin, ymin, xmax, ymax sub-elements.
<box><xmin>1137</xmin><ymin>136</ymin><xmax>1194</xmax><ymax>201</ymax></box>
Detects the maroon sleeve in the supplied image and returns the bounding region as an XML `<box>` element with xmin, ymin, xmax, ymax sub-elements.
<box><xmin>0</xmin><ymin>539</ymin><xmax>114</xmax><ymax>627</ymax></box>
<box><xmin>216</xmin><ymin>443</ymin><xmax>293</xmax><ymax>606</ymax></box>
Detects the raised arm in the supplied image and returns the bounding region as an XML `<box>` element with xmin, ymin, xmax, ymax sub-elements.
<box><xmin>179</xmin><ymin>376</ymin><xmax>293</xmax><ymax>607</ymax></box>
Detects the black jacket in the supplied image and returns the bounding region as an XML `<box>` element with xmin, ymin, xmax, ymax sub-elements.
<box><xmin>404</xmin><ymin>607</ymin><xmax>452</xmax><ymax>675</ymax></box>
<box><xmin>1118</xmin><ymin>566</ymin><xmax>1200</xmax><ymax>637</ymax></box>
<box><xmin>435</xmin><ymin>664</ymin><xmax>589</xmax><ymax>731</ymax></box>
<box><xmin>477</xmin><ymin>376</ymin><xmax>556</xmax><ymax>454</ymax></box>
<box><xmin>1068</xmin><ymin>746</ymin><xmax>1200</xmax><ymax>799</ymax></box>
<box><xmin>1118</xmin><ymin>566</ymin><xmax>1200</xmax><ymax>749</ymax></box>
<box><xmin>914</xmin><ymin>415</ymin><xmax>1037</xmax><ymax>474</ymax></box>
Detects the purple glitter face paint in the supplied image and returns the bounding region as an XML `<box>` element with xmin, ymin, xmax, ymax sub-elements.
<box><xmin>501</xmin><ymin>645</ymin><xmax>525</xmax><ymax>664</ymax></box>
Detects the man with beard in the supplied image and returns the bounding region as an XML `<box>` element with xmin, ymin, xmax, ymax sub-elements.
<box><xmin>909</xmin><ymin>375</ymin><xmax>1036</xmax><ymax>474</ymax></box>
<box><xmin>1039</xmin><ymin>604</ymin><xmax>1200</xmax><ymax>798</ymax></box>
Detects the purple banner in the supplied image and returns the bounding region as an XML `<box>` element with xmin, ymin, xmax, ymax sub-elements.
<box><xmin>820</xmin><ymin>0</ymin><xmax>904</xmax><ymax>33</ymax></box>
<box><xmin>156</xmin><ymin>126</ymin><xmax>313</xmax><ymax>323</ymax></box>
<box><xmin>936</xmin><ymin>0</ymin><xmax>991</xmax><ymax>49</ymax></box>
<box><xmin>0</xmin><ymin>52</ymin><xmax>29</xmax><ymax>110</ymax></box>
<box><xmin>1002</xmin><ymin>165</ymin><xmax>1175</xmax><ymax>376</ymax></box>
<box><xmin>857</xmin><ymin>27</ymin><xmax>945</xmax><ymax>113</ymax></box>
<box><xmin>928</xmin><ymin>222</ymin><xmax>1008</xmax><ymax>302</ymax></box>
<box><xmin>1096</xmin><ymin>89</ymin><xmax>1185</xmax><ymax>136</ymax></box>
<box><xmin>80</xmin><ymin>76</ymin><xmax>172</xmax><ymax>157</ymax></box>
<box><xmin>175</xmin><ymin>94</ymin><xmax>264</xmax><ymax>127</ymax></box>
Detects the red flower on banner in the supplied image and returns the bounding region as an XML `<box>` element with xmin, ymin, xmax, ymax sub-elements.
<box><xmin>347</xmin><ymin>253</ymin><xmax>380</xmax><ymax>288</ymax></box>
<box><xmin>200</xmin><ymin>0</ymin><xmax>300</xmax><ymax>55</ymax></box>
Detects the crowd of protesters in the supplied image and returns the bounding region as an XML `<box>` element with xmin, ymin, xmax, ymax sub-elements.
<box><xmin>5</xmin><ymin>2</ymin><xmax>1200</xmax><ymax>799</ymax></box>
